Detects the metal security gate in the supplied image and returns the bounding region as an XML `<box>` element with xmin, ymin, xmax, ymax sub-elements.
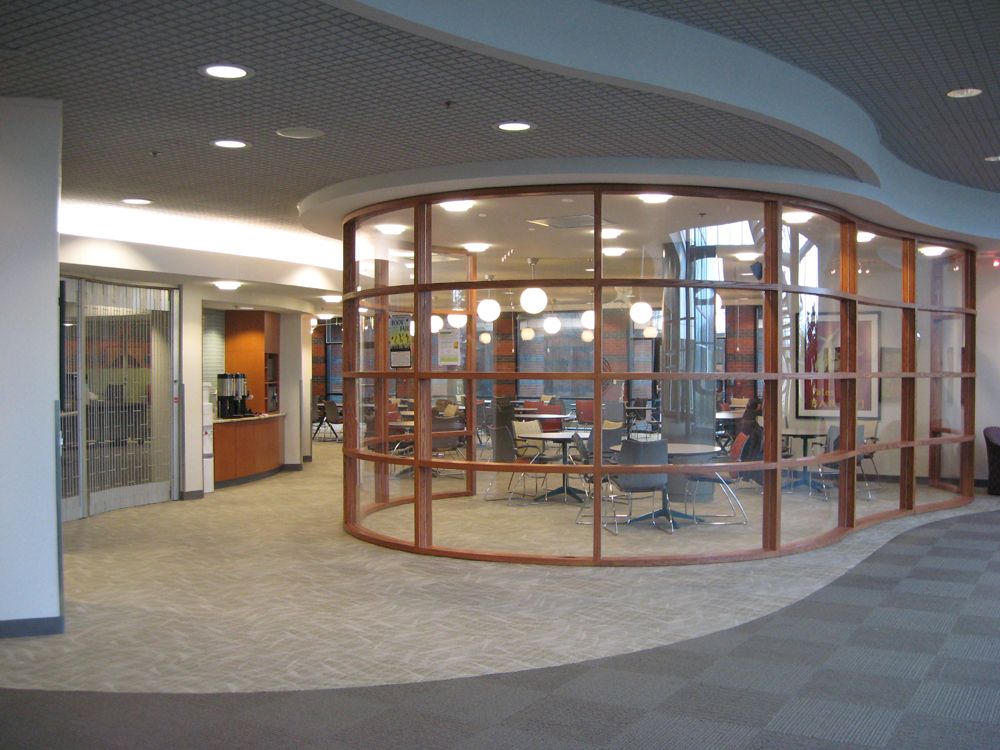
<box><xmin>60</xmin><ymin>279</ymin><xmax>179</xmax><ymax>521</ymax></box>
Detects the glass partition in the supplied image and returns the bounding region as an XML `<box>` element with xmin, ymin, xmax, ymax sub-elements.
<box><xmin>342</xmin><ymin>186</ymin><xmax>975</xmax><ymax>566</ymax></box>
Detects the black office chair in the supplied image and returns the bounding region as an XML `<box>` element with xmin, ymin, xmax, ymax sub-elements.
<box><xmin>608</xmin><ymin>439</ymin><xmax>673</xmax><ymax>533</ymax></box>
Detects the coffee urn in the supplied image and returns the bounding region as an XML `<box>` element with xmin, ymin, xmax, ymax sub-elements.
<box><xmin>217</xmin><ymin>373</ymin><xmax>250</xmax><ymax>418</ymax></box>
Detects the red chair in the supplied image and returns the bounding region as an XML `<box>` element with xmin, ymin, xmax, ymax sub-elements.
<box><xmin>575</xmin><ymin>399</ymin><xmax>594</xmax><ymax>425</ymax></box>
<box><xmin>535</xmin><ymin>402</ymin><xmax>565</xmax><ymax>432</ymax></box>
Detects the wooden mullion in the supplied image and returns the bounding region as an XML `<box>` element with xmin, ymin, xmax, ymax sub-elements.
<box><xmin>342</xmin><ymin>220</ymin><xmax>360</xmax><ymax>525</ymax></box>
<box><xmin>762</xmin><ymin>201</ymin><xmax>780</xmax><ymax>550</ymax></box>
<box><xmin>414</xmin><ymin>203</ymin><xmax>433</xmax><ymax>548</ymax></box>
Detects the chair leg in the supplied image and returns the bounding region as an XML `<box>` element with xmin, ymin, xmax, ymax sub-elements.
<box><xmin>649</xmin><ymin>487</ymin><xmax>674</xmax><ymax>533</ymax></box>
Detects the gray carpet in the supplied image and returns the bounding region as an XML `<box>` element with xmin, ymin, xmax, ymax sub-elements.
<box><xmin>2</xmin><ymin>511</ymin><xmax>999</xmax><ymax>749</ymax></box>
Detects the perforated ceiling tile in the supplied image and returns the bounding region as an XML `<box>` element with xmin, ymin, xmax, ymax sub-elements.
<box><xmin>0</xmin><ymin>0</ymin><xmax>865</xmax><ymax>229</ymax></box>
<box><xmin>602</xmin><ymin>0</ymin><xmax>1000</xmax><ymax>193</ymax></box>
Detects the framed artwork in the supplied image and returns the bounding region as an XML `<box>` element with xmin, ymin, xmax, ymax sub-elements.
<box><xmin>796</xmin><ymin>310</ymin><xmax>880</xmax><ymax>419</ymax></box>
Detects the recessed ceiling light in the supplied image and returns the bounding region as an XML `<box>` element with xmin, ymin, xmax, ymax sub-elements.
<box><xmin>585</xmin><ymin>267</ymin><xmax>595</xmax><ymax>272</ymax></box>
<box><xmin>321</xmin><ymin>294</ymin><xmax>342</xmax><ymax>303</ymax></box>
<box><xmin>237</xmin><ymin>305</ymin><xmax>255</xmax><ymax>310</ymax></box>
<box><xmin>600</xmin><ymin>228</ymin><xmax>623</xmax><ymax>239</ymax></box>
<box><xmin>200</xmin><ymin>64</ymin><xmax>252</xmax><ymax>80</ymax></box>
<box><xmin>316</xmin><ymin>312</ymin><xmax>334</xmax><ymax>321</ymax></box>
<box><xmin>462</xmin><ymin>242</ymin><xmax>490</xmax><ymax>253</ymax></box>
<box><xmin>440</xmin><ymin>200</ymin><xmax>475</xmax><ymax>212</ymax></box>
<box><xmin>495</xmin><ymin>121</ymin><xmax>532</xmax><ymax>131</ymax></box>
<box><xmin>782</xmin><ymin>210</ymin><xmax>814</xmax><ymax>224</ymax></box>
<box><xmin>602</xmin><ymin>246</ymin><xmax>628</xmax><ymax>257</ymax></box>
<box><xmin>733</xmin><ymin>251</ymin><xmax>760</xmax><ymax>262</ymax></box>
<box><xmin>121</xmin><ymin>198</ymin><xmax>151</xmax><ymax>205</ymax></box>
<box><xmin>375</xmin><ymin>224</ymin><xmax>408</xmax><ymax>235</ymax></box>
<box><xmin>985</xmin><ymin>155</ymin><xmax>1000</xmax><ymax>162</ymax></box>
<box><xmin>637</xmin><ymin>193</ymin><xmax>673</xmax><ymax>204</ymax></box>
<box><xmin>857</xmin><ymin>231</ymin><xmax>876</xmax><ymax>243</ymax></box>
<box><xmin>275</xmin><ymin>126</ymin><xmax>324</xmax><ymax>140</ymax></box>
<box><xmin>388</xmin><ymin>249</ymin><xmax>415</xmax><ymax>258</ymax></box>
<box><xmin>212</xmin><ymin>139</ymin><xmax>248</xmax><ymax>149</ymax></box>
<box><xmin>918</xmin><ymin>245</ymin><xmax>948</xmax><ymax>257</ymax></box>
<box><xmin>739</xmin><ymin>272</ymin><xmax>755</xmax><ymax>277</ymax></box>
<box><xmin>213</xmin><ymin>280</ymin><xmax>242</xmax><ymax>290</ymax></box>
<box><xmin>946</xmin><ymin>87</ymin><xmax>982</xmax><ymax>98</ymax></box>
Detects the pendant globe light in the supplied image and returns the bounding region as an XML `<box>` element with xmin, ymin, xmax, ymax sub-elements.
<box><xmin>543</xmin><ymin>316</ymin><xmax>561</xmax><ymax>334</ymax></box>
<box><xmin>629</xmin><ymin>300</ymin><xmax>653</xmax><ymax>325</ymax></box>
<box><xmin>581</xmin><ymin>329</ymin><xmax>594</xmax><ymax>342</ymax></box>
<box><xmin>447</xmin><ymin>313</ymin><xmax>468</xmax><ymax>328</ymax></box>
<box><xmin>580</xmin><ymin>309</ymin><xmax>595</xmax><ymax>330</ymax></box>
<box><xmin>477</xmin><ymin>274</ymin><xmax>501</xmax><ymax>322</ymax></box>
<box><xmin>520</xmin><ymin>326</ymin><xmax>535</xmax><ymax>341</ymax></box>
<box><xmin>479</xmin><ymin>331</ymin><xmax>492</xmax><ymax>344</ymax></box>
<box><xmin>430</xmin><ymin>314</ymin><xmax>444</xmax><ymax>333</ymax></box>
<box><xmin>520</xmin><ymin>257</ymin><xmax>547</xmax><ymax>315</ymax></box>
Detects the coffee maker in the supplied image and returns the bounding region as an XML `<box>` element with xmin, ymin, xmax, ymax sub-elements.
<box><xmin>216</xmin><ymin>373</ymin><xmax>250</xmax><ymax>418</ymax></box>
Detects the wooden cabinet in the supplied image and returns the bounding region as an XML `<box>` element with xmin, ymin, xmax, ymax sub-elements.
<box><xmin>225</xmin><ymin>311</ymin><xmax>279</xmax><ymax>414</ymax></box>
<box><xmin>213</xmin><ymin>414</ymin><xmax>284</xmax><ymax>484</ymax></box>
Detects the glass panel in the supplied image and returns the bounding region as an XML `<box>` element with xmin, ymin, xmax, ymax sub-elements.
<box><xmin>859</xmin><ymin>305</ymin><xmax>900</xmax><ymax>377</ymax></box>
<box><xmin>354</xmin><ymin>208</ymin><xmax>415</xmax><ymax>290</ymax></box>
<box><xmin>779</xmin><ymin>293</ymin><xmax>840</xmax><ymax>377</ymax></box>
<box><xmin>915</xmin><ymin>377</ymin><xmax>964</xmax><ymax>441</ymax></box>
<box><xmin>916</xmin><ymin>311</ymin><xmax>964</xmax><ymax>373</ymax></box>
<box><xmin>916</xmin><ymin>245</ymin><xmax>966</xmax><ymax>307</ymax></box>
<box><xmin>780</xmin><ymin>447</ymin><xmax>839</xmax><ymax>545</ymax></box>
<box><xmin>600</xmin><ymin>193</ymin><xmax>765</xmax><ymax>281</ymax></box>
<box><xmin>355</xmin><ymin>457</ymin><xmax>415</xmax><ymax>544</ymax></box>
<box><xmin>856</xmin><ymin>447</ymin><xmax>901</xmax><ymax>520</ymax></box>
<box><xmin>782</xmin><ymin>209</ymin><xmax>841</xmax><ymax>288</ymax></box>
<box><xmin>914</xmin><ymin>444</ymin><xmax>962</xmax><ymax>506</ymax></box>
<box><xmin>358</xmin><ymin>376</ymin><xmax>417</xmax><ymax>457</ymax></box>
<box><xmin>856</xmin><ymin>232</ymin><xmax>903</xmax><ymax>301</ymax></box>
<box><xmin>431</xmin><ymin>193</ymin><xmax>596</xmax><ymax>283</ymax></box>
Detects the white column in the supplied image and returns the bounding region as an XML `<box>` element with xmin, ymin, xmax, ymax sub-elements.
<box><xmin>279</xmin><ymin>313</ymin><xmax>309</xmax><ymax>466</ymax></box>
<box><xmin>179</xmin><ymin>283</ymin><xmax>205</xmax><ymax>497</ymax></box>
<box><xmin>0</xmin><ymin>98</ymin><xmax>63</xmax><ymax>634</ymax></box>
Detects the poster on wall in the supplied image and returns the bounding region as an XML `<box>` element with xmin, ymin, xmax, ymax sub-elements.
<box><xmin>389</xmin><ymin>315</ymin><xmax>412</xmax><ymax>368</ymax></box>
<box><xmin>437</xmin><ymin>328</ymin><xmax>461</xmax><ymax>367</ymax></box>
<box><xmin>797</xmin><ymin>310</ymin><xmax>880</xmax><ymax>419</ymax></box>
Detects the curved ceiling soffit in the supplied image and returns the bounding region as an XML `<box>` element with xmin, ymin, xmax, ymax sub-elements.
<box><xmin>329</xmin><ymin>0</ymin><xmax>881</xmax><ymax>185</ymax></box>
<box><xmin>308</xmin><ymin>0</ymin><xmax>1000</xmax><ymax>247</ymax></box>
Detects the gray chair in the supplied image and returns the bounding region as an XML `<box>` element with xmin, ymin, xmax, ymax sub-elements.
<box><xmin>608</xmin><ymin>439</ymin><xmax>673</xmax><ymax>533</ymax></box>
<box><xmin>813</xmin><ymin>425</ymin><xmax>871</xmax><ymax>500</ymax></box>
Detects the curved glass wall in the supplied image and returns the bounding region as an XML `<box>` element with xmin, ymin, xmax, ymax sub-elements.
<box><xmin>342</xmin><ymin>187</ymin><xmax>975</xmax><ymax>565</ymax></box>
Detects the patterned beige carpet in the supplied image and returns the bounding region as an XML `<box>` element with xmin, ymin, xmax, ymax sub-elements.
<box><xmin>0</xmin><ymin>441</ymin><xmax>993</xmax><ymax>693</ymax></box>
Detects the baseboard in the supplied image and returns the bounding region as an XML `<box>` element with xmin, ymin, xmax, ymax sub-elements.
<box><xmin>303</xmin><ymin>454</ymin><xmax>313</xmax><ymax>463</ymax></box>
<box><xmin>180</xmin><ymin>490</ymin><xmax>205</xmax><ymax>500</ymax></box>
<box><xmin>0</xmin><ymin>616</ymin><xmax>64</xmax><ymax>638</ymax></box>
<box><xmin>282</xmin><ymin>463</ymin><xmax>304</xmax><ymax>472</ymax></box>
<box><xmin>215</xmin><ymin>467</ymin><xmax>283</xmax><ymax>489</ymax></box>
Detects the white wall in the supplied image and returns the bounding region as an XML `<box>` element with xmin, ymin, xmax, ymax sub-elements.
<box><xmin>0</xmin><ymin>98</ymin><xmax>63</xmax><ymax>628</ymax></box>
<box><xmin>180</xmin><ymin>283</ymin><xmax>207</xmax><ymax>497</ymax></box>
<box><xmin>279</xmin><ymin>313</ymin><xmax>310</xmax><ymax>465</ymax></box>
<box><xmin>975</xmin><ymin>254</ymin><xmax>1000</xmax><ymax>480</ymax></box>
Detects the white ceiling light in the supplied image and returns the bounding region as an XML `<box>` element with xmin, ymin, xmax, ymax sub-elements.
<box><xmin>520</xmin><ymin>327</ymin><xmax>535</xmax><ymax>341</ymax></box>
<box><xmin>477</xmin><ymin>298</ymin><xmax>501</xmax><ymax>322</ymax></box>
<box><xmin>276</xmin><ymin>126</ymin><xmax>324</xmax><ymax>140</ymax></box>
<box><xmin>430</xmin><ymin>314</ymin><xmax>444</xmax><ymax>333</ymax></box>
<box><xmin>462</xmin><ymin>242</ymin><xmax>490</xmax><ymax>253</ymax></box>
<box><xmin>580</xmin><ymin>309</ymin><xmax>595</xmax><ymax>330</ymax></box>
<box><xmin>602</xmin><ymin>246</ymin><xmax>628</xmax><ymax>257</ymax></box>
<box><xmin>946</xmin><ymin>87</ymin><xmax>982</xmax><ymax>98</ymax></box>
<box><xmin>121</xmin><ymin>198</ymin><xmax>151</xmax><ymax>205</ymax></box>
<box><xmin>479</xmin><ymin>332</ymin><xmax>492</xmax><ymax>344</ymax></box>
<box><xmin>637</xmin><ymin>193</ymin><xmax>673</xmax><ymax>204</ymax></box>
<box><xmin>200</xmin><ymin>64</ymin><xmax>252</xmax><ymax>79</ymax></box>
<box><xmin>316</xmin><ymin>312</ymin><xmax>334</xmax><ymax>321</ymax></box>
<box><xmin>520</xmin><ymin>287</ymin><xmax>547</xmax><ymax>314</ymax></box>
<box><xmin>388</xmin><ymin>249</ymin><xmax>414</xmax><ymax>258</ymax></box>
<box><xmin>581</xmin><ymin>329</ymin><xmax>594</xmax><ymax>343</ymax></box>
<box><xmin>321</xmin><ymin>294</ymin><xmax>342</xmax><ymax>303</ymax></box>
<box><xmin>213</xmin><ymin>280</ymin><xmax>242</xmax><ymax>290</ymax></box>
<box><xmin>440</xmin><ymin>200</ymin><xmax>475</xmax><ymax>212</ymax></box>
<box><xmin>642</xmin><ymin>325</ymin><xmax>658</xmax><ymax>339</ymax></box>
<box><xmin>212</xmin><ymin>139</ymin><xmax>249</xmax><ymax>149</ymax></box>
<box><xmin>496</xmin><ymin>121</ymin><xmax>532</xmax><ymax>131</ymax></box>
<box><xmin>918</xmin><ymin>245</ymin><xmax>948</xmax><ymax>257</ymax></box>
<box><xmin>375</xmin><ymin>224</ymin><xmax>407</xmax><ymax>235</ymax></box>
<box><xmin>600</xmin><ymin>228</ymin><xmax>623</xmax><ymax>239</ymax></box>
<box><xmin>358</xmin><ymin>307</ymin><xmax>369</xmax><ymax>313</ymax></box>
<box><xmin>447</xmin><ymin>313</ymin><xmax>468</xmax><ymax>328</ymax></box>
<box><xmin>543</xmin><ymin>316</ymin><xmax>561</xmax><ymax>334</ymax></box>
<box><xmin>629</xmin><ymin>301</ymin><xmax>653</xmax><ymax>325</ymax></box>
<box><xmin>782</xmin><ymin>210</ymin><xmax>814</xmax><ymax>224</ymax></box>
<box><xmin>856</xmin><ymin>231</ymin><xmax>876</xmax><ymax>243</ymax></box>
<box><xmin>733</xmin><ymin>251</ymin><xmax>760</xmax><ymax>262</ymax></box>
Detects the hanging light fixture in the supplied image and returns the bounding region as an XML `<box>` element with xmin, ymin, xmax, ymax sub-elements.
<box><xmin>543</xmin><ymin>316</ymin><xmax>561</xmax><ymax>334</ymax></box>
<box><xmin>447</xmin><ymin>313</ymin><xmax>468</xmax><ymax>328</ymax></box>
<box><xmin>477</xmin><ymin>274</ymin><xmax>501</xmax><ymax>322</ymax></box>
<box><xmin>642</xmin><ymin>324</ymin><xmax>658</xmax><ymax>338</ymax></box>
<box><xmin>520</xmin><ymin>327</ymin><xmax>535</xmax><ymax>341</ymax></box>
<box><xmin>520</xmin><ymin>257</ymin><xmax>547</xmax><ymax>314</ymax></box>
<box><xmin>629</xmin><ymin>300</ymin><xmax>653</xmax><ymax>325</ymax></box>
<box><xmin>479</xmin><ymin>331</ymin><xmax>492</xmax><ymax>344</ymax></box>
<box><xmin>430</xmin><ymin>314</ymin><xmax>444</xmax><ymax>333</ymax></box>
<box><xmin>581</xmin><ymin>329</ymin><xmax>594</xmax><ymax>343</ymax></box>
<box><xmin>580</xmin><ymin>309</ymin><xmax>595</xmax><ymax>330</ymax></box>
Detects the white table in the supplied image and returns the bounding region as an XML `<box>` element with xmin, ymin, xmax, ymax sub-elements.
<box><xmin>515</xmin><ymin>428</ymin><xmax>592</xmax><ymax>502</ymax></box>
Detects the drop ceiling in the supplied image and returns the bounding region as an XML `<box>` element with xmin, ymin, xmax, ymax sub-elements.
<box><xmin>2</xmin><ymin>0</ymin><xmax>996</xmax><ymax>245</ymax></box>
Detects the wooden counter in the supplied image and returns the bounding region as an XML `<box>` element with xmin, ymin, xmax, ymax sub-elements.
<box><xmin>213</xmin><ymin>413</ymin><xmax>285</xmax><ymax>485</ymax></box>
